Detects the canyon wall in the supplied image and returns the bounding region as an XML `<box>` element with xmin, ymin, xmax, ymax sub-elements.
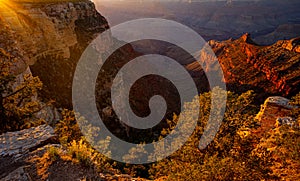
<box><xmin>206</xmin><ymin>34</ymin><xmax>300</xmax><ymax>100</ymax></box>
<box><xmin>0</xmin><ymin>0</ymin><xmax>111</xmax><ymax>108</ymax></box>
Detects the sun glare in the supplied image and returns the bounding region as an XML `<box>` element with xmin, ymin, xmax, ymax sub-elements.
<box><xmin>0</xmin><ymin>0</ymin><xmax>24</xmax><ymax>28</ymax></box>
<box><xmin>0</xmin><ymin>0</ymin><xmax>8</xmax><ymax>4</ymax></box>
<box><xmin>0</xmin><ymin>0</ymin><xmax>9</xmax><ymax>7</ymax></box>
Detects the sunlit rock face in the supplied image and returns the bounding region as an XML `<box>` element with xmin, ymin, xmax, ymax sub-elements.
<box><xmin>0</xmin><ymin>0</ymin><xmax>110</xmax><ymax>107</ymax></box>
<box><xmin>255</xmin><ymin>96</ymin><xmax>293</xmax><ymax>133</ymax></box>
<box><xmin>0</xmin><ymin>1</ymin><xmax>108</xmax><ymax>71</ymax></box>
<box><xmin>207</xmin><ymin>34</ymin><xmax>300</xmax><ymax>100</ymax></box>
<box><xmin>282</xmin><ymin>37</ymin><xmax>300</xmax><ymax>53</ymax></box>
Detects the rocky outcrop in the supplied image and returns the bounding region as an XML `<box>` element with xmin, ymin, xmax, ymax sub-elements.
<box><xmin>255</xmin><ymin>96</ymin><xmax>294</xmax><ymax>133</ymax></box>
<box><xmin>0</xmin><ymin>0</ymin><xmax>110</xmax><ymax>108</ymax></box>
<box><xmin>0</xmin><ymin>125</ymin><xmax>144</xmax><ymax>180</ymax></box>
<box><xmin>0</xmin><ymin>0</ymin><xmax>142</xmax><ymax>138</ymax></box>
<box><xmin>0</xmin><ymin>1</ymin><xmax>109</xmax><ymax>72</ymax></box>
<box><xmin>0</xmin><ymin>125</ymin><xmax>57</xmax><ymax>180</ymax></box>
<box><xmin>0</xmin><ymin>125</ymin><xmax>56</xmax><ymax>157</ymax></box>
<box><xmin>282</xmin><ymin>37</ymin><xmax>300</xmax><ymax>53</ymax></box>
<box><xmin>208</xmin><ymin>34</ymin><xmax>300</xmax><ymax>99</ymax></box>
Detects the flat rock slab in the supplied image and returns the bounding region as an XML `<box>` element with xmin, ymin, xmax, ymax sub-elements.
<box><xmin>265</xmin><ymin>96</ymin><xmax>293</xmax><ymax>109</ymax></box>
<box><xmin>0</xmin><ymin>167</ymin><xmax>30</xmax><ymax>181</ymax></box>
<box><xmin>0</xmin><ymin>125</ymin><xmax>56</xmax><ymax>157</ymax></box>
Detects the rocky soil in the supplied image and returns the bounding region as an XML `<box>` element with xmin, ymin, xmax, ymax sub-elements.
<box><xmin>0</xmin><ymin>125</ymin><xmax>142</xmax><ymax>181</ymax></box>
<box><xmin>0</xmin><ymin>94</ymin><xmax>296</xmax><ymax>180</ymax></box>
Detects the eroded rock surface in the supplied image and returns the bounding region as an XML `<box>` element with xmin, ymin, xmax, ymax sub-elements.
<box><xmin>208</xmin><ymin>34</ymin><xmax>300</xmax><ymax>99</ymax></box>
<box><xmin>0</xmin><ymin>125</ymin><xmax>56</xmax><ymax>157</ymax></box>
<box><xmin>1</xmin><ymin>167</ymin><xmax>30</xmax><ymax>181</ymax></box>
<box><xmin>0</xmin><ymin>125</ymin><xmax>57</xmax><ymax>180</ymax></box>
<box><xmin>255</xmin><ymin>96</ymin><xmax>294</xmax><ymax>133</ymax></box>
<box><xmin>0</xmin><ymin>0</ymin><xmax>111</xmax><ymax>108</ymax></box>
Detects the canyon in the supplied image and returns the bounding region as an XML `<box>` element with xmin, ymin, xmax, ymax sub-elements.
<box><xmin>96</xmin><ymin>0</ymin><xmax>300</xmax><ymax>45</ymax></box>
<box><xmin>1</xmin><ymin>0</ymin><xmax>299</xmax><ymax>137</ymax></box>
<box><xmin>0</xmin><ymin>0</ymin><xmax>299</xmax><ymax>180</ymax></box>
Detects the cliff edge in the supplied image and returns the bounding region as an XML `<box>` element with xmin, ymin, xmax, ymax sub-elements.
<box><xmin>0</xmin><ymin>0</ymin><xmax>111</xmax><ymax>107</ymax></box>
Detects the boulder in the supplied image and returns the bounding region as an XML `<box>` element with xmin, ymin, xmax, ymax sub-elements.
<box><xmin>255</xmin><ymin>96</ymin><xmax>294</xmax><ymax>134</ymax></box>
<box><xmin>0</xmin><ymin>125</ymin><xmax>56</xmax><ymax>157</ymax></box>
<box><xmin>275</xmin><ymin>117</ymin><xmax>296</xmax><ymax>127</ymax></box>
<box><xmin>0</xmin><ymin>125</ymin><xmax>57</xmax><ymax>180</ymax></box>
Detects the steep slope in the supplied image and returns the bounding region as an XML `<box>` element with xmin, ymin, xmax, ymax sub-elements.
<box><xmin>207</xmin><ymin>34</ymin><xmax>300</xmax><ymax>100</ymax></box>
<box><xmin>112</xmin><ymin>32</ymin><xmax>300</xmax><ymax>102</ymax></box>
<box><xmin>0</xmin><ymin>0</ymin><xmax>142</xmax><ymax>138</ymax></box>
<box><xmin>0</xmin><ymin>0</ymin><xmax>110</xmax><ymax>108</ymax></box>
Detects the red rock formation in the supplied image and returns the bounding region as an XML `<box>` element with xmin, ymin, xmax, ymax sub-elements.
<box><xmin>205</xmin><ymin>34</ymin><xmax>300</xmax><ymax>98</ymax></box>
<box><xmin>254</xmin><ymin>96</ymin><xmax>293</xmax><ymax>134</ymax></box>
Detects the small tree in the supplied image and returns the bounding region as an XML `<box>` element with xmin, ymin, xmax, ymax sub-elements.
<box><xmin>0</xmin><ymin>48</ymin><xmax>46</xmax><ymax>133</ymax></box>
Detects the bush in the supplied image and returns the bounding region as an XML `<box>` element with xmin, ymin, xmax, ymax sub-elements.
<box><xmin>55</xmin><ymin>109</ymin><xmax>82</xmax><ymax>145</ymax></box>
<box><xmin>0</xmin><ymin>48</ymin><xmax>47</xmax><ymax>133</ymax></box>
<box><xmin>68</xmin><ymin>139</ymin><xmax>111</xmax><ymax>170</ymax></box>
<box><xmin>147</xmin><ymin>89</ymin><xmax>269</xmax><ymax>180</ymax></box>
<box><xmin>47</xmin><ymin>146</ymin><xmax>61</xmax><ymax>161</ymax></box>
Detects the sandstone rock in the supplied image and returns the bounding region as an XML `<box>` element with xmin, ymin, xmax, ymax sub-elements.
<box><xmin>282</xmin><ymin>37</ymin><xmax>300</xmax><ymax>52</ymax></box>
<box><xmin>255</xmin><ymin>96</ymin><xmax>294</xmax><ymax>134</ymax></box>
<box><xmin>0</xmin><ymin>126</ymin><xmax>58</xmax><ymax>180</ymax></box>
<box><xmin>240</xmin><ymin>33</ymin><xmax>257</xmax><ymax>45</ymax></box>
<box><xmin>0</xmin><ymin>0</ymin><xmax>111</xmax><ymax>108</ymax></box>
<box><xmin>0</xmin><ymin>125</ymin><xmax>56</xmax><ymax>157</ymax></box>
<box><xmin>35</xmin><ymin>105</ymin><xmax>61</xmax><ymax>125</ymax></box>
<box><xmin>210</xmin><ymin>34</ymin><xmax>300</xmax><ymax>97</ymax></box>
<box><xmin>295</xmin><ymin>46</ymin><xmax>300</xmax><ymax>53</ymax></box>
<box><xmin>264</xmin><ymin>96</ymin><xmax>293</xmax><ymax>109</ymax></box>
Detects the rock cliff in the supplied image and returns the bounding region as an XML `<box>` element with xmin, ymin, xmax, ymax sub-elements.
<box><xmin>1</xmin><ymin>0</ymin><xmax>300</xmax><ymax>141</ymax></box>
<box><xmin>0</xmin><ymin>0</ymin><xmax>110</xmax><ymax>108</ymax></box>
<box><xmin>0</xmin><ymin>125</ymin><xmax>57</xmax><ymax>180</ymax></box>
<box><xmin>206</xmin><ymin>34</ymin><xmax>300</xmax><ymax>100</ymax></box>
<box><xmin>0</xmin><ymin>125</ymin><xmax>139</xmax><ymax>180</ymax></box>
<box><xmin>255</xmin><ymin>96</ymin><xmax>294</xmax><ymax>134</ymax></box>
